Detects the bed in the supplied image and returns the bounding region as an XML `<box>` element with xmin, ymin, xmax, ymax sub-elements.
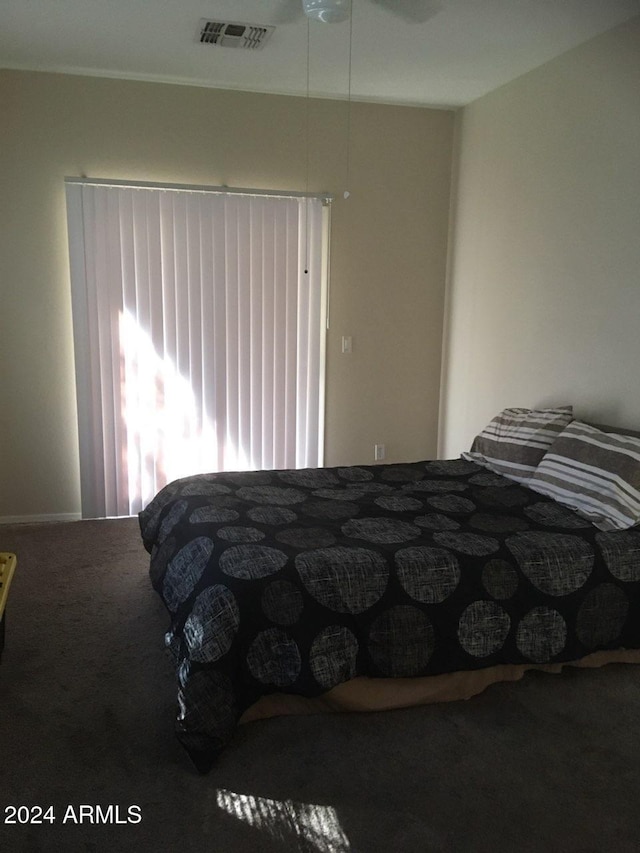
<box><xmin>139</xmin><ymin>408</ymin><xmax>640</xmax><ymax>772</ymax></box>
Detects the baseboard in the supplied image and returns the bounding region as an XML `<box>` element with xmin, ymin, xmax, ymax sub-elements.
<box><xmin>0</xmin><ymin>512</ymin><xmax>82</xmax><ymax>526</ymax></box>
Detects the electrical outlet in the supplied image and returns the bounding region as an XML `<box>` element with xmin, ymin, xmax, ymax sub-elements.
<box><xmin>374</xmin><ymin>443</ymin><xmax>385</xmax><ymax>462</ymax></box>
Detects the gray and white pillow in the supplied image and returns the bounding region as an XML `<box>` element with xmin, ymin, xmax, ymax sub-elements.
<box><xmin>528</xmin><ymin>421</ymin><xmax>640</xmax><ymax>531</ymax></box>
<box><xmin>462</xmin><ymin>406</ymin><xmax>574</xmax><ymax>484</ymax></box>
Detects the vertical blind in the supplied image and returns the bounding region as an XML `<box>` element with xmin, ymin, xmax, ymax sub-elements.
<box><xmin>66</xmin><ymin>180</ymin><xmax>329</xmax><ymax>518</ymax></box>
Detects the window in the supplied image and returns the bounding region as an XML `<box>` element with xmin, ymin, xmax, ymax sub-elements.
<box><xmin>66</xmin><ymin>180</ymin><xmax>330</xmax><ymax>518</ymax></box>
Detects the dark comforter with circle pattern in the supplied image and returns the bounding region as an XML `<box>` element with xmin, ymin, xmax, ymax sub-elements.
<box><xmin>139</xmin><ymin>458</ymin><xmax>640</xmax><ymax>771</ymax></box>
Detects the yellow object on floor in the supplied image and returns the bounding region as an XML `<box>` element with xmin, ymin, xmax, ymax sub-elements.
<box><xmin>0</xmin><ymin>552</ymin><xmax>17</xmax><ymax>658</ymax></box>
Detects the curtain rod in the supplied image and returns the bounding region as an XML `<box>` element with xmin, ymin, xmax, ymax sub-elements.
<box><xmin>65</xmin><ymin>177</ymin><xmax>333</xmax><ymax>205</ymax></box>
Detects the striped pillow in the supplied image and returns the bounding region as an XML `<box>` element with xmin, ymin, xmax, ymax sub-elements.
<box><xmin>529</xmin><ymin>421</ymin><xmax>640</xmax><ymax>531</ymax></box>
<box><xmin>462</xmin><ymin>406</ymin><xmax>574</xmax><ymax>484</ymax></box>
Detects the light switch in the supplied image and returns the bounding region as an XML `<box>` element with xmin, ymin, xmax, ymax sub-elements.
<box><xmin>341</xmin><ymin>336</ymin><xmax>352</xmax><ymax>354</ymax></box>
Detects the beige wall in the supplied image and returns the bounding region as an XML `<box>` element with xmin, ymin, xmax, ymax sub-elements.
<box><xmin>0</xmin><ymin>70</ymin><xmax>454</xmax><ymax>519</ymax></box>
<box><xmin>440</xmin><ymin>16</ymin><xmax>640</xmax><ymax>457</ymax></box>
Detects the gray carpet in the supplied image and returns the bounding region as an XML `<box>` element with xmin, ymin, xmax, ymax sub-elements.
<box><xmin>1</xmin><ymin>518</ymin><xmax>639</xmax><ymax>853</ymax></box>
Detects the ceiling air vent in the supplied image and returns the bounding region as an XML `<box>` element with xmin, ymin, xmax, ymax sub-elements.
<box><xmin>197</xmin><ymin>20</ymin><xmax>275</xmax><ymax>50</ymax></box>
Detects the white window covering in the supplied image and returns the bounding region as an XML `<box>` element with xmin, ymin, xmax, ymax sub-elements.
<box><xmin>66</xmin><ymin>181</ymin><xmax>329</xmax><ymax>518</ymax></box>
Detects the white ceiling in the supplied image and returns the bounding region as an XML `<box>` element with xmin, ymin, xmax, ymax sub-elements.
<box><xmin>1</xmin><ymin>0</ymin><xmax>639</xmax><ymax>108</ymax></box>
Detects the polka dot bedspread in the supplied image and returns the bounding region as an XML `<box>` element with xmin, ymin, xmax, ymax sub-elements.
<box><xmin>139</xmin><ymin>458</ymin><xmax>640</xmax><ymax>771</ymax></box>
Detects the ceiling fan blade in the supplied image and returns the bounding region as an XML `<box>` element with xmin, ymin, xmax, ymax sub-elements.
<box><xmin>369</xmin><ymin>0</ymin><xmax>442</xmax><ymax>24</ymax></box>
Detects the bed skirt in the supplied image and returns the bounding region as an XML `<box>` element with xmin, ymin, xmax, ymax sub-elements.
<box><xmin>240</xmin><ymin>649</ymin><xmax>640</xmax><ymax>724</ymax></box>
